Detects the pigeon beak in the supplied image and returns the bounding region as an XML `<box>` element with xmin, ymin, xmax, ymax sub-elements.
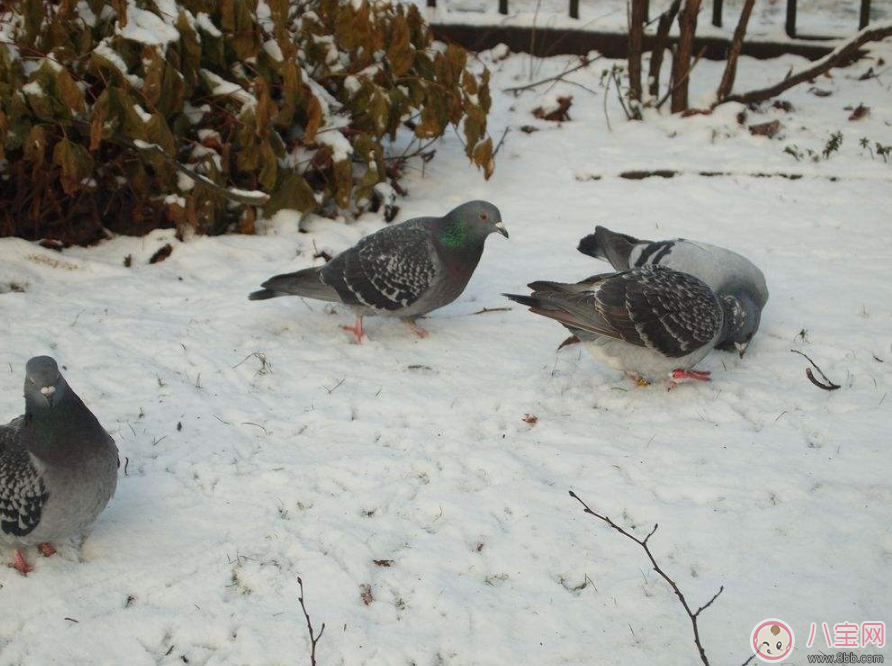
<box><xmin>40</xmin><ymin>385</ymin><xmax>55</xmax><ymax>407</ymax></box>
<box><xmin>494</xmin><ymin>222</ymin><xmax>509</xmax><ymax>239</ymax></box>
<box><xmin>734</xmin><ymin>341</ymin><xmax>749</xmax><ymax>359</ymax></box>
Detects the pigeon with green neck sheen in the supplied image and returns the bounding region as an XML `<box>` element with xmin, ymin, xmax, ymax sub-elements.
<box><xmin>249</xmin><ymin>201</ymin><xmax>508</xmax><ymax>342</ymax></box>
<box><xmin>0</xmin><ymin>357</ymin><xmax>119</xmax><ymax>575</ymax></box>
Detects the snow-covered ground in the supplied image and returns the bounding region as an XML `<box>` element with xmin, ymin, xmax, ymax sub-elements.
<box><xmin>1</xmin><ymin>35</ymin><xmax>891</xmax><ymax>666</ymax></box>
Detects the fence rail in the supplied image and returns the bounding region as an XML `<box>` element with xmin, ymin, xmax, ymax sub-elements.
<box><xmin>425</xmin><ymin>0</ymin><xmax>874</xmax><ymax>39</ymax></box>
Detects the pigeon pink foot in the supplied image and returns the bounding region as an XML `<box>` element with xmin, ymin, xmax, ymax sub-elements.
<box><xmin>10</xmin><ymin>550</ymin><xmax>33</xmax><ymax>576</ymax></box>
<box><xmin>340</xmin><ymin>316</ymin><xmax>364</xmax><ymax>344</ymax></box>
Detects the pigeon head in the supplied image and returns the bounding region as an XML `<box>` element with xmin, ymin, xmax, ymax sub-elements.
<box><xmin>24</xmin><ymin>356</ymin><xmax>67</xmax><ymax>410</ymax></box>
<box><xmin>438</xmin><ymin>200</ymin><xmax>508</xmax><ymax>248</ymax></box>
<box><xmin>717</xmin><ymin>294</ymin><xmax>760</xmax><ymax>357</ymax></box>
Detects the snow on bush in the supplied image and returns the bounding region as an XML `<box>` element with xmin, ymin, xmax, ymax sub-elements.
<box><xmin>0</xmin><ymin>0</ymin><xmax>494</xmax><ymax>244</ymax></box>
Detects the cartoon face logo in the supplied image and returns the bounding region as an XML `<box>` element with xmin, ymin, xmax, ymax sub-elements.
<box><xmin>751</xmin><ymin>619</ymin><xmax>795</xmax><ymax>662</ymax></box>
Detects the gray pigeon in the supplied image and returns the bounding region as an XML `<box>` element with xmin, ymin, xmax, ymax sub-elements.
<box><xmin>0</xmin><ymin>357</ymin><xmax>118</xmax><ymax>575</ymax></box>
<box><xmin>505</xmin><ymin>265</ymin><xmax>746</xmax><ymax>385</ymax></box>
<box><xmin>249</xmin><ymin>201</ymin><xmax>508</xmax><ymax>342</ymax></box>
<box><xmin>577</xmin><ymin>226</ymin><xmax>768</xmax><ymax>356</ymax></box>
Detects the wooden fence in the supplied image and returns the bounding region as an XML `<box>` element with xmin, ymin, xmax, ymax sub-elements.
<box><xmin>425</xmin><ymin>0</ymin><xmax>875</xmax><ymax>38</ymax></box>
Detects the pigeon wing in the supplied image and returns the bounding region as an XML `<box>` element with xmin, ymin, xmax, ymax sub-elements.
<box><xmin>594</xmin><ymin>267</ymin><xmax>723</xmax><ymax>357</ymax></box>
<box><xmin>323</xmin><ymin>221</ymin><xmax>437</xmax><ymax>311</ymax></box>
<box><xmin>0</xmin><ymin>419</ymin><xmax>48</xmax><ymax>538</ymax></box>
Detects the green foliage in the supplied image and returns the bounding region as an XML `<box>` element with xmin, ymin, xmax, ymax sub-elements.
<box><xmin>0</xmin><ymin>0</ymin><xmax>493</xmax><ymax>243</ymax></box>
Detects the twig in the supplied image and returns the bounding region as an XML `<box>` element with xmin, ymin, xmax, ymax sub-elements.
<box><xmin>471</xmin><ymin>306</ymin><xmax>511</xmax><ymax>315</ymax></box>
<box><xmin>612</xmin><ymin>67</ymin><xmax>634</xmax><ymax>120</ymax></box>
<box><xmin>719</xmin><ymin>22</ymin><xmax>892</xmax><ymax>107</ymax></box>
<box><xmin>791</xmin><ymin>350</ymin><xmax>841</xmax><ymax>390</ymax></box>
<box><xmin>323</xmin><ymin>378</ymin><xmax>346</xmax><ymax>394</ymax></box>
<box><xmin>603</xmin><ymin>69</ymin><xmax>613</xmax><ymax>132</ymax></box>
<box><xmin>492</xmin><ymin>127</ymin><xmax>511</xmax><ymax>159</ymax></box>
<box><xmin>569</xmin><ymin>491</ymin><xmax>726</xmax><ymax>666</ymax></box>
<box><xmin>297</xmin><ymin>577</ymin><xmax>325</xmax><ymax>666</ymax></box>
<box><xmin>504</xmin><ymin>55</ymin><xmax>604</xmax><ymax>94</ymax></box>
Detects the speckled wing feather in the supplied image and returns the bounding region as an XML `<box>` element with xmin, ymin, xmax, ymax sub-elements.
<box><xmin>592</xmin><ymin>266</ymin><xmax>721</xmax><ymax>357</ymax></box>
<box><xmin>0</xmin><ymin>417</ymin><xmax>48</xmax><ymax>538</ymax></box>
<box><xmin>322</xmin><ymin>220</ymin><xmax>437</xmax><ymax>311</ymax></box>
<box><xmin>518</xmin><ymin>266</ymin><xmax>722</xmax><ymax>359</ymax></box>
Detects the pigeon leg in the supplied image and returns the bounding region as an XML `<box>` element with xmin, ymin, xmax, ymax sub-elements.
<box><xmin>10</xmin><ymin>550</ymin><xmax>33</xmax><ymax>575</ymax></box>
<box><xmin>340</xmin><ymin>316</ymin><xmax>364</xmax><ymax>344</ymax></box>
<box><xmin>670</xmin><ymin>369</ymin><xmax>712</xmax><ymax>382</ymax></box>
<box><xmin>404</xmin><ymin>319</ymin><xmax>429</xmax><ymax>338</ymax></box>
<box><xmin>557</xmin><ymin>335</ymin><xmax>581</xmax><ymax>350</ymax></box>
<box><xmin>38</xmin><ymin>543</ymin><xmax>57</xmax><ymax>557</ymax></box>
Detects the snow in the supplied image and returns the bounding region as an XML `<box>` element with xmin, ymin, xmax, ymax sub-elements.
<box><xmin>21</xmin><ymin>81</ymin><xmax>42</xmax><ymax>96</ymax></box>
<box><xmin>117</xmin><ymin>2</ymin><xmax>180</xmax><ymax>47</ymax></box>
<box><xmin>133</xmin><ymin>104</ymin><xmax>153</xmax><ymax>124</ymax></box>
<box><xmin>1</xmin><ymin>23</ymin><xmax>892</xmax><ymax>666</ymax></box>
<box><xmin>93</xmin><ymin>40</ymin><xmax>143</xmax><ymax>87</ymax></box>
<box><xmin>201</xmin><ymin>69</ymin><xmax>257</xmax><ymax>110</ymax></box>
<box><xmin>227</xmin><ymin>187</ymin><xmax>269</xmax><ymax>202</ymax></box>
<box><xmin>262</xmin><ymin>39</ymin><xmax>284</xmax><ymax>62</ymax></box>
<box><xmin>316</xmin><ymin>127</ymin><xmax>354</xmax><ymax>163</ymax></box>
<box><xmin>196</xmin><ymin>12</ymin><xmax>222</xmax><ymax>38</ymax></box>
<box><xmin>76</xmin><ymin>1</ymin><xmax>97</xmax><ymax>28</ymax></box>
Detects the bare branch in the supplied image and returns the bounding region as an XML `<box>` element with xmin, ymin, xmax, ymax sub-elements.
<box><xmin>716</xmin><ymin>0</ymin><xmax>756</xmax><ymax>101</ymax></box>
<box><xmin>719</xmin><ymin>22</ymin><xmax>892</xmax><ymax>107</ymax></box>
<box><xmin>504</xmin><ymin>54</ymin><xmax>604</xmax><ymax>94</ymax></box>
<box><xmin>791</xmin><ymin>350</ymin><xmax>841</xmax><ymax>390</ymax></box>
<box><xmin>297</xmin><ymin>577</ymin><xmax>326</xmax><ymax>666</ymax></box>
<box><xmin>569</xmin><ymin>490</ymin><xmax>730</xmax><ymax>666</ymax></box>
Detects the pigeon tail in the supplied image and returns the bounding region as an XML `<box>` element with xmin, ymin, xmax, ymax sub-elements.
<box><xmin>252</xmin><ymin>266</ymin><xmax>342</xmax><ymax>303</ymax></box>
<box><xmin>577</xmin><ymin>226</ymin><xmax>642</xmax><ymax>271</ymax></box>
<box><xmin>248</xmin><ymin>289</ymin><xmax>283</xmax><ymax>301</ymax></box>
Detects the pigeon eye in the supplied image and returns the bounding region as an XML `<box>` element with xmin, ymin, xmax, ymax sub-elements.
<box><xmin>479</xmin><ymin>212</ymin><xmax>489</xmax><ymax>221</ymax></box>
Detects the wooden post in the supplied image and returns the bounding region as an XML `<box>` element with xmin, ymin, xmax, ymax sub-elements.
<box><xmin>785</xmin><ymin>0</ymin><xmax>797</xmax><ymax>38</ymax></box>
<box><xmin>643</xmin><ymin>0</ymin><xmax>649</xmax><ymax>23</ymax></box>
<box><xmin>860</xmin><ymin>0</ymin><xmax>871</xmax><ymax>29</ymax></box>
<box><xmin>648</xmin><ymin>0</ymin><xmax>682</xmax><ymax>98</ymax></box>
<box><xmin>716</xmin><ymin>0</ymin><xmax>756</xmax><ymax>101</ymax></box>
<box><xmin>628</xmin><ymin>0</ymin><xmax>647</xmax><ymax>109</ymax></box>
<box><xmin>712</xmin><ymin>0</ymin><xmax>722</xmax><ymax>27</ymax></box>
<box><xmin>671</xmin><ymin>0</ymin><xmax>702</xmax><ymax>113</ymax></box>
<box><xmin>569</xmin><ymin>0</ymin><xmax>579</xmax><ymax>19</ymax></box>
<box><xmin>499</xmin><ymin>0</ymin><xmax>508</xmax><ymax>15</ymax></box>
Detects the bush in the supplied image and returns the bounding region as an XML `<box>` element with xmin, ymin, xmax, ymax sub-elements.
<box><xmin>0</xmin><ymin>0</ymin><xmax>493</xmax><ymax>244</ymax></box>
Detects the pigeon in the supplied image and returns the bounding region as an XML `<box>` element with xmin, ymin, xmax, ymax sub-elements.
<box><xmin>0</xmin><ymin>357</ymin><xmax>119</xmax><ymax>575</ymax></box>
<box><xmin>577</xmin><ymin>226</ymin><xmax>768</xmax><ymax>356</ymax></box>
<box><xmin>249</xmin><ymin>201</ymin><xmax>508</xmax><ymax>342</ymax></box>
<box><xmin>505</xmin><ymin>265</ymin><xmax>747</xmax><ymax>385</ymax></box>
